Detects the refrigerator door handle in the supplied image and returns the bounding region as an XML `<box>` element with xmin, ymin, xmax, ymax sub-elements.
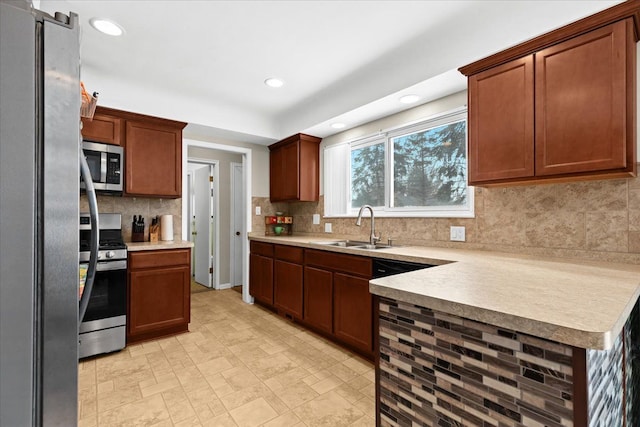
<box><xmin>79</xmin><ymin>146</ymin><xmax>100</xmax><ymax>322</ymax></box>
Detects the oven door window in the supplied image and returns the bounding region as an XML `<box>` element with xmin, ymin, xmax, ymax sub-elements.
<box><xmin>82</xmin><ymin>149</ymin><xmax>103</xmax><ymax>183</ymax></box>
<box><xmin>81</xmin><ymin>263</ymin><xmax>126</xmax><ymax>322</ymax></box>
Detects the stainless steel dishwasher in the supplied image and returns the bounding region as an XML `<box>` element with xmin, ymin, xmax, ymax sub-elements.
<box><xmin>372</xmin><ymin>258</ymin><xmax>433</xmax><ymax>278</ymax></box>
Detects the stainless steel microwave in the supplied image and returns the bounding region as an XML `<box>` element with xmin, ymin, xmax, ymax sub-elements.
<box><xmin>81</xmin><ymin>141</ymin><xmax>123</xmax><ymax>194</ymax></box>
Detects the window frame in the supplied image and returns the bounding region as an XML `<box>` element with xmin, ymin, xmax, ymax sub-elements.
<box><xmin>324</xmin><ymin>107</ymin><xmax>474</xmax><ymax>219</ymax></box>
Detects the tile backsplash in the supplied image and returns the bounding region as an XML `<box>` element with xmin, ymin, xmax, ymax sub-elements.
<box><xmin>80</xmin><ymin>194</ymin><xmax>182</xmax><ymax>242</ymax></box>
<box><xmin>253</xmin><ymin>166</ymin><xmax>640</xmax><ymax>264</ymax></box>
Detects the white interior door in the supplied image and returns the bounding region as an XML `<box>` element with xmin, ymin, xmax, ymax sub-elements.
<box><xmin>194</xmin><ymin>165</ymin><xmax>213</xmax><ymax>287</ymax></box>
<box><xmin>230</xmin><ymin>162</ymin><xmax>243</xmax><ymax>286</ymax></box>
<box><xmin>187</xmin><ymin>172</ymin><xmax>195</xmax><ymax>273</ymax></box>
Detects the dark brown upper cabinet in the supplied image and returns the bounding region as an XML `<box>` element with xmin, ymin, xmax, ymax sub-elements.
<box><xmin>460</xmin><ymin>2</ymin><xmax>640</xmax><ymax>186</ymax></box>
<box><xmin>269</xmin><ymin>133</ymin><xmax>321</xmax><ymax>202</ymax></box>
<box><xmin>81</xmin><ymin>112</ymin><xmax>123</xmax><ymax>146</ymax></box>
<box><xmin>85</xmin><ymin>106</ymin><xmax>186</xmax><ymax>198</ymax></box>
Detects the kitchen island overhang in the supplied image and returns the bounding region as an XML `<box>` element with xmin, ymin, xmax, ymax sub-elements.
<box><xmin>370</xmin><ymin>258</ymin><xmax>640</xmax><ymax>427</ymax></box>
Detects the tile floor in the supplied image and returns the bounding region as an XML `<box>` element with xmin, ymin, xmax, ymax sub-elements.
<box><xmin>78</xmin><ymin>286</ymin><xmax>375</xmax><ymax>427</ymax></box>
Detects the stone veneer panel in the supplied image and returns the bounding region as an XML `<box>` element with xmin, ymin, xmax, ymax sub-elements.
<box><xmin>80</xmin><ymin>194</ymin><xmax>182</xmax><ymax>241</ymax></box>
<box><xmin>255</xmin><ymin>165</ymin><xmax>640</xmax><ymax>263</ymax></box>
<box><xmin>378</xmin><ymin>297</ymin><xmax>637</xmax><ymax>427</ymax></box>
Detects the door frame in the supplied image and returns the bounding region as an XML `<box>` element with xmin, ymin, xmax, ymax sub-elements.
<box><xmin>187</xmin><ymin>159</ymin><xmax>219</xmax><ymax>289</ymax></box>
<box><xmin>182</xmin><ymin>139</ymin><xmax>254</xmax><ymax>304</ymax></box>
<box><xmin>230</xmin><ymin>162</ymin><xmax>243</xmax><ymax>287</ymax></box>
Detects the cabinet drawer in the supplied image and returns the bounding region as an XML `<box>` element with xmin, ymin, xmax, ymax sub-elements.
<box><xmin>129</xmin><ymin>249</ymin><xmax>190</xmax><ymax>270</ymax></box>
<box><xmin>250</xmin><ymin>241</ymin><xmax>273</xmax><ymax>257</ymax></box>
<box><xmin>274</xmin><ymin>245</ymin><xmax>303</xmax><ymax>263</ymax></box>
<box><xmin>304</xmin><ymin>249</ymin><xmax>372</xmax><ymax>278</ymax></box>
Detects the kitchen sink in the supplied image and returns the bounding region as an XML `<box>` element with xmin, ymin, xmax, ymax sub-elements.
<box><xmin>309</xmin><ymin>240</ymin><xmax>392</xmax><ymax>250</ymax></box>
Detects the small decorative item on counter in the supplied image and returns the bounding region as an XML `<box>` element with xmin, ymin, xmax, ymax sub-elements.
<box><xmin>264</xmin><ymin>215</ymin><xmax>293</xmax><ymax>236</ymax></box>
<box><xmin>149</xmin><ymin>216</ymin><xmax>159</xmax><ymax>242</ymax></box>
<box><xmin>131</xmin><ymin>214</ymin><xmax>145</xmax><ymax>242</ymax></box>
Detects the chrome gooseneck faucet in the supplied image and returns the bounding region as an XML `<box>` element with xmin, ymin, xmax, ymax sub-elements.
<box><xmin>355</xmin><ymin>204</ymin><xmax>380</xmax><ymax>245</ymax></box>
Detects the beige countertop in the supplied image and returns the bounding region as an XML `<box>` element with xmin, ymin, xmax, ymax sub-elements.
<box><xmin>249</xmin><ymin>233</ymin><xmax>640</xmax><ymax>350</ymax></box>
<box><xmin>126</xmin><ymin>240</ymin><xmax>194</xmax><ymax>252</ymax></box>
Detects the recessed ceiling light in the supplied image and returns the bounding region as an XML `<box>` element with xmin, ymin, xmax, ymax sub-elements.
<box><xmin>89</xmin><ymin>18</ymin><xmax>124</xmax><ymax>36</ymax></box>
<box><xmin>264</xmin><ymin>78</ymin><xmax>284</xmax><ymax>88</ymax></box>
<box><xmin>331</xmin><ymin>123</ymin><xmax>346</xmax><ymax>129</ymax></box>
<box><xmin>399</xmin><ymin>94</ymin><xmax>420</xmax><ymax>104</ymax></box>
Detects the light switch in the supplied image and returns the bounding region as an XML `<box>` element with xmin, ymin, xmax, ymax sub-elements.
<box><xmin>255</xmin><ymin>206</ymin><xmax>261</xmax><ymax>215</ymax></box>
<box><xmin>312</xmin><ymin>214</ymin><xmax>320</xmax><ymax>225</ymax></box>
<box><xmin>325</xmin><ymin>223</ymin><xmax>332</xmax><ymax>233</ymax></box>
<box><xmin>450</xmin><ymin>226</ymin><xmax>465</xmax><ymax>242</ymax></box>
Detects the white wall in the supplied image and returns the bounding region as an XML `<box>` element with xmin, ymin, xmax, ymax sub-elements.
<box><xmin>183</xmin><ymin>132</ymin><xmax>271</xmax><ymax>197</ymax></box>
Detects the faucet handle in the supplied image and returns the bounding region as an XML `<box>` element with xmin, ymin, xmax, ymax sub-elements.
<box><xmin>372</xmin><ymin>233</ymin><xmax>381</xmax><ymax>244</ymax></box>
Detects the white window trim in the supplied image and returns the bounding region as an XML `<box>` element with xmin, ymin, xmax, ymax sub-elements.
<box><xmin>324</xmin><ymin>107</ymin><xmax>474</xmax><ymax>219</ymax></box>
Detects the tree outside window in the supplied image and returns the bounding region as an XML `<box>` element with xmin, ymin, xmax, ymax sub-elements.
<box><xmin>392</xmin><ymin>120</ymin><xmax>466</xmax><ymax>207</ymax></box>
<box><xmin>325</xmin><ymin>108</ymin><xmax>471</xmax><ymax>218</ymax></box>
<box><xmin>351</xmin><ymin>142</ymin><xmax>385</xmax><ymax>207</ymax></box>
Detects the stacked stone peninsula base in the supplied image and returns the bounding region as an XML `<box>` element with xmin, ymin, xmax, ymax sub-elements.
<box><xmin>377</xmin><ymin>297</ymin><xmax>638</xmax><ymax>427</ymax></box>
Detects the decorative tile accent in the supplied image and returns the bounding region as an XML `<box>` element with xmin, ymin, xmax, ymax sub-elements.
<box><xmin>378</xmin><ymin>297</ymin><xmax>638</xmax><ymax>427</ymax></box>
<box><xmin>586</xmin><ymin>334</ymin><xmax>623</xmax><ymax>427</ymax></box>
<box><xmin>626</xmin><ymin>302</ymin><xmax>640</xmax><ymax>427</ymax></box>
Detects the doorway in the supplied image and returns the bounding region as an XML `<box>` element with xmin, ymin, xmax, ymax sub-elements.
<box><xmin>182</xmin><ymin>139</ymin><xmax>254</xmax><ymax>304</ymax></box>
<box><xmin>230</xmin><ymin>162</ymin><xmax>244</xmax><ymax>288</ymax></box>
<box><xmin>187</xmin><ymin>161</ymin><xmax>219</xmax><ymax>289</ymax></box>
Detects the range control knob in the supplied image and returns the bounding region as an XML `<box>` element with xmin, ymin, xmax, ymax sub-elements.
<box><xmin>106</xmin><ymin>251</ymin><xmax>115</xmax><ymax>259</ymax></box>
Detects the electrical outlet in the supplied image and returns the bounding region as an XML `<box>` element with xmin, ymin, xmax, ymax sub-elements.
<box><xmin>255</xmin><ymin>206</ymin><xmax>261</xmax><ymax>215</ymax></box>
<box><xmin>312</xmin><ymin>214</ymin><xmax>320</xmax><ymax>225</ymax></box>
<box><xmin>450</xmin><ymin>226</ymin><xmax>465</xmax><ymax>242</ymax></box>
<box><xmin>324</xmin><ymin>223</ymin><xmax>332</xmax><ymax>233</ymax></box>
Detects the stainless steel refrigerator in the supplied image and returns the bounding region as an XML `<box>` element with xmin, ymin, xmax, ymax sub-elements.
<box><xmin>0</xmin><ymin>0</ymin><xmax>81</xmax><ymax>425</ymax></box>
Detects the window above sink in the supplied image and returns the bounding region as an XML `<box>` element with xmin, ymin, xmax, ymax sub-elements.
<box><xmin>323</xmin><ymin>107</ymin><xmax>474</xmax><ymax>219</ymax></box>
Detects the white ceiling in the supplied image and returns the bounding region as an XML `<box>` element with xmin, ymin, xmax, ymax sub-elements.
<box><xmin>38</xmin><ymin>0</ymin><xmax>622</xmax><ymax>145</ymax></box>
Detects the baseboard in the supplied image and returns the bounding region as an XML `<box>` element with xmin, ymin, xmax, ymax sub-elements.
<box><xmin>217</xmin><ymin>282</ymin><xmax>232</xmax><ymax>290</ymax></box>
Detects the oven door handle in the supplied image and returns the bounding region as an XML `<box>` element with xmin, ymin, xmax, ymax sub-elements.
<box><xmin>79</xmin><ymin>139</ymin><xmax>100</xmax><ymax>322</ymax></box>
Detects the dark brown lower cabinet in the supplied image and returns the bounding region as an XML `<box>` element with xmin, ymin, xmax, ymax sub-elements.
<box><xmin>127</xmin><ymin>249</ymin><xmax>191</xmax><ymax>343</ymax></box>
<box><xmin>249</xmin><ymin>242</ymin><xmax>374</xmax><ymax>359</ymax></box>
<box><xmin>273</xmin><ymin>245</ymin><xmax>304</xmax><ymax>319</ymax></box>
<box><xmin>250</xmin><ymin>253</ymin><xmax>274</xmax><ymax>304</ymax></box>
<box><xmin>303</xmin><ymin>266</ymin><xmax>333</xmax><ymax>334</ymax></box>
<box><xmin>274</xmin><ymin>259</ymin><xmax>303</xmax><ymax>319</ymax></box>
<box><xmin>334</xmin><ymin>273</ymin><xmax>373</xmax><ymax>354</ymax></box>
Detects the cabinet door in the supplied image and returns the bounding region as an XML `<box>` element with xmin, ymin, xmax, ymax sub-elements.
<box><xmin>81</xmin><ymin>113</ymin><xmax>123</xmax><ymax>146</ymax></box>
<box><xmin>334</xmin><ymin>273</ymin><xmax>372</xmax><ymax>354</ymax></box>
<box><xmin>270</xmin><ymin>142</ymin><xmax>299</xmax><ymax>202</ymax></box>
<box><xmin>304</xmin><ymin>266</ymin><xmax>333</xmax><ymax>334</ymax></box>
<box><xmin>250</xmin><ymin>253</ymin><xmax>273</xmax><ymax>305</ymax></box>
<box><xmin>535</xmin><ymin>20</ymin><xmax>630</xmax><ymax>176</ymax></box>
<box><xmin>468</xmin><ymin>55</ymin><xmax>534</xmax><ymax>184</ymax></box>
<box><xmin>274</xmin><ymin>259</ymin><xmax>303</xmax><ymax>318</ymax></box>
<box><xmin>128</xmin><ymin>265</ymin><xmax>190</xmax><ymax>338</ymax></box>
<box><xmin>125</xmin><ymin>120</ymin><xmax>182</xmax><ymax>197</ymax></box>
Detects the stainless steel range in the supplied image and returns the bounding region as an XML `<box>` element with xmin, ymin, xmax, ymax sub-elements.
<box><xmin>79</xmin><ymin>213</ymin><xmax>127</xmax><ymax>359</ymax></box>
